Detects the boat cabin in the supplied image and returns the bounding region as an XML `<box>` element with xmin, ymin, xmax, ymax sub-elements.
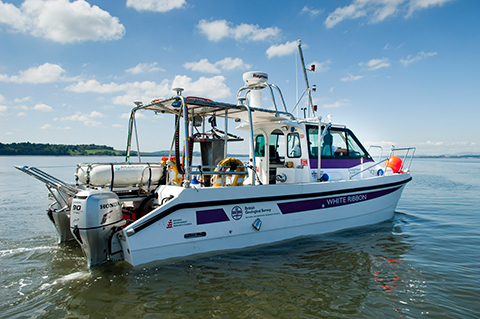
<box><xmin>123</xmin><ymin>71</ymin><xmax>374</xmax><ymax>191</ymax></box>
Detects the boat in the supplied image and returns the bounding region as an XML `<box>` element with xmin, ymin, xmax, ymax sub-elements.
<box><xmin>15</xmin><ymin>40</ymin><xmax>415</xmax><ymax>267</ymax></box>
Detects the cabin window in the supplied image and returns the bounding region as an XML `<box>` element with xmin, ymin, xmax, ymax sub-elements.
<box><xmin>287</xmin><ymin>133</ymin><xmax>301</xmax><ymax>158</ymax></box>
<box><xmin>321</xmin><ymin>130</ymin><xmax>347</xmax><ymax>157</ymax></box>
<box><xmin>345</xmin><ymin>131</ymin><xmax>368</xmax><ymax>158</ymax></box>
<box><xmin>307</xmin><ymin>126</ymin><xmax>319</xmax><ymax>158</ymax></box>
<box><xmin>269</xmin><ymin>130</ymin><xmax>285</xmax><ymax>163</ymax></box>
<box><xmin>307</xmin><ymin>125</ymin><xmax>370</xmax><ymax>159</ymax></box>
<box><xmin>254</xmin><ymin>134</ymin><xmax>265</xmax><ymax>157</ymax></box>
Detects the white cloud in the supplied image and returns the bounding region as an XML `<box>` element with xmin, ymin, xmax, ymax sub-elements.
<box><xmin>40</xmin><ymin>123</ymin><xmax>71</xmax><ymax>130</ymax></box>
<box><xmin>322</xmin><ymin>99</ymin><xmax>351</xmax><ymax>108</ymax></box>
<box><xmin>126</xmin><ymin>0</ymin><xmax>186</xmax><ymax>12</ymax></box>
<box><xmin>359</xmin><ymin>58</ymin><xmax>390</xmax><ymax>70</ymax></box>
<box><xmin>17</xmin><ymin>112</ymin><xmax>27</xmax><ymax>116</ymax></box>
<box><xmin>183</xmin><ymin>57</ymin><xmax>251</xmax><ymax>74</ymax></box>
<box><xmin>300</xmin><ymin>6</ymin><xmax>324</xmax><ymax>17</ymax></box>
<box><xmin>0</xmin><ymin>94</ymin><xmax>5</xmax><ymax>103</ymax></box>
<box><xmin>66</xmin><ymin>79</ymin><xmax>171</xmax><ymax>105</ymax></box>
<box><xmin>55</xmin><ymin>111</ymin><xmax>103</xmax><ymax>127</ymax></box>
<box><xmin>120</xmin><ymin>112</ymin><xmax>146</xmax><ymax>119</ymax></box>
<box><xmin>309</xmin><ymin>60</ymin><xmax>331</xmax><ymax>72</ymax></box>
<box><xmin>14</xmin><ymin>96</ymin><xmax>32</xmax><ymax>103</ymax></box>
<box><xmin>40</xmin><ymin>124</ymin><xmax>52</xmax><ymax>130</ymax></box>
<box><xmin>0</xmin><ymin>63</ymin><xmax>76</xmax><ymax>84</ymax></box>
<box><xmin>0</xmin><ymin>105</ymin><xmax>7</xmax><ymax>112</ymax></box>
<box><xmin>341</xmin><ymin>73</ymin><xmax>365</xmax><ymax>81</ymax></box>
<box><xmin>266</xmin><ymin>40</ymin><xmax>298</xmax><ymax>59</ymax></box>
<box><xmin>400</xmin><ymin>51</ymin><xmax>437</xmax><ymax>66</ymax></box>
<box><xmin>111</xmin><ymin>80</ymin><xmax>172</xmax><ymax>105</ymax></box>
<box><xmin>325</xmin><ymin>0</ymin><xmax>454</xmax><ymax>28</ymax></box>
<box><xmin>66</xmin><ymin>75</ymin><xmax>231</xmax><ymax>105</ymax></box>
<box><xmin>325</xmin><ymin>1</ymin><xmax>368</xmax><ymax>29</ymax></box>
<box><xmin>183</xmin><ymin>59</ymin><xmax>220</xmax><ymax>74</ymax></box>
<box><xmin>66</xmin><ymin>79</ymin><xmax>124</xmax><ymax>93</ymax></box>
<box><xmin>89</xmin><ymin>111</ymin><xmax>104</xmax><ymax>118</ymax></box>
<box><xmin>125</xmin><ymin>62</ymin><xmax>165</xmax><ymax>75</ymax></box>
<box><xmin>0</xmin><ymin>0</ymin><xmax>125</xmax><ymax>43</ymax></box>
<box><xmin>171</xmin><ymin>75</ymin><xmax>231</xmax><ymax>99</ymax></box>
<box><xmin>214</xmin><ymin>57</ymin><xmax>251</xmax><ymax>71</ymax></box>
<box><xmin>407</xmin><ymin>0</ymin><xmax>453</xmax><ymax>16</ymax></box>
<box><xmin>197</xmin><ymin>19</ymin><xmax>280</xmax><ymax>42</ymax></box>
<box><xmin>33</xmin><ymin>103</ymin><xmax>53</xmax><ymax>112</ymax></box>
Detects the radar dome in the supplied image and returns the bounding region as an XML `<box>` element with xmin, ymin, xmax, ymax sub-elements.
<box><xmin>243</xmin><ymin>71</ymin><xmax>268</xmax><ymax>88</ymax></box>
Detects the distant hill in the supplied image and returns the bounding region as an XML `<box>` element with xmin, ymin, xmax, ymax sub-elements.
<box><xmin>0</xmin><ymin>142</ymin><xmax>187</xmax><ymax>157</ymax></box>
<box><xmin>0</xmin><ymin>142</ymin><xmax>122</xmax><ymax>156</ymax></box>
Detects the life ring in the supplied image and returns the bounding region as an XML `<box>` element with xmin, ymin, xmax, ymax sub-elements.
<box><xmin>161</xmin><ymin>157</ymin><xmax>182</xmax><ymax>185</ymax></box>
<box><xmin>211</xmin><ymin>157</ymin><xmax>246</xmax><ymax>187</ymax></box>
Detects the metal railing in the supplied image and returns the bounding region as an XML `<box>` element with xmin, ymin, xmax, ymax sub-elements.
<box><xmin>349</xmin><ymin>146</ymin><xmax>416</xmax><ymax>179</ymax></box>
<box><xmin>15</xmin><ymin>165</ymin><xmax>78</xmax><ymax>211</ymax></box>
<box><xmin>387</xmin><ymin>146</ymin><xmax>416</xmax><ymax>173</ymax></box>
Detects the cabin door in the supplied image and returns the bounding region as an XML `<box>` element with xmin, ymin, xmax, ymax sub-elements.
<box><xmin>254</xmin><ymin>133</ymin><xmax>268</xmax><ymax>185</ymax></box>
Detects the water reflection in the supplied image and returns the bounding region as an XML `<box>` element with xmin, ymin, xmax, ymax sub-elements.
<box><xmin>35</xmin><ymin>215</ymin><xmax>422</xmax><ymax>318</ymax></box>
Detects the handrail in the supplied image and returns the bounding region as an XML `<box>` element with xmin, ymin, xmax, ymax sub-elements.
<box><xmin>349</xmin><ymin>160</ymin><xmax>383</xmax><ymax>179</ymax></box>
<box><xmin>388</xmin><ymin>146</ymin><xmax>416</xmax><ymax>172</ymax></box>
<box><xmin>15</xmin><ymin>165</ymin><xmax>78</xmax><ymax>211</ymax></box>
<box><xmin>15</xmin><ymin>165</ymin><xmax>78</xmax><ymax>196</ymax></box>
<box><xmin>349</xmin><ymin>146</ymin><xmax>416</xmax><ymax>179</ymax></box>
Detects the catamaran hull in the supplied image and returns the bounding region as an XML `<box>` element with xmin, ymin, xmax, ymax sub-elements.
<box><xmin>121</xmin><ymin>174</ymin><xmax>411</xmax><ymax>267</ymax></box>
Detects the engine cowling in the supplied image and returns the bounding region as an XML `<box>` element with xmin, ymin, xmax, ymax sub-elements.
<box><xmin>70</xmin><ymin>189</ymin><xmax>125</xmax><ymax>266</ymax></box>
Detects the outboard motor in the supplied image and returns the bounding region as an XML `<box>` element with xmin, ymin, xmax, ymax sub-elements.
<box><xmin>70</xmin><ymin>189</ymin><xmax>125</xmax><ymax>267</ymax></box>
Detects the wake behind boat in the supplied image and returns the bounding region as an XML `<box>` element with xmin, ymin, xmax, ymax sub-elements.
<box><xmin>16</xmin><ymin>41</ymin><xmax>415</xmax><ymax>268</ymax></box>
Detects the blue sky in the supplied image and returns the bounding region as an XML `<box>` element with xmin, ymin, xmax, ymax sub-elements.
<box><xmin>0</xmin><ymin>0</ymin><xmax>478</xmax><ymax>155</ymax></box>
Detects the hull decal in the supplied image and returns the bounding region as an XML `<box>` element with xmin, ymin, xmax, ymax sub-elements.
<box><xmin>130</xmin><ymin>177</ymin><xmax>411</xmax><ymax>234</ymax></box>
<box><xmin>309</xmin><ymin>158</ymin><xmax>374</xmax><ymax>169</ymax></box>
<box><xmin>278</xmin><ymin>186</ymin><xmax>401</xmax><ymax>215</ymax></box>
<box><xmin>196</xmin><ymin>209</ymin><xmax>229</xmax><ymax>225</ymax></box>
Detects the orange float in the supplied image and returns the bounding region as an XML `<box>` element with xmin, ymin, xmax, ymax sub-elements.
<box><xmin>385</xmin><ymin>156</ymin><xmax>403</xmax><ymax>173</ymax></box>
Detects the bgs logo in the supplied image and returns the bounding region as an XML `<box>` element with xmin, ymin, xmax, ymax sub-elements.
<box><xmin>231</xmin><ymin>206</ymin><xmax>243</xmax><ymax>220</ymax></box>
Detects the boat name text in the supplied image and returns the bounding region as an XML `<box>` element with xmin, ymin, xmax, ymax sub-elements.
<box><xmin>326</xmin><ymin>194</ymin><xmax>367</xmax><ymax>206</ymax></box>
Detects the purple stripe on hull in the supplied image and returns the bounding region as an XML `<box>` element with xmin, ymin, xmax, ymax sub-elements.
<box><xmin>278</xmin><ymin>186</ymin><xmax>402</xmax><ymax>214</ymax></box>
<box><xmin>196</xmin><ymin>208</ymin><xmax>230</xmax><ymax>225</ymax></box>
<box><xmin>309</xmin><ymin>158</ymin><xmax>374</xmax><ymax>169</ymax></box>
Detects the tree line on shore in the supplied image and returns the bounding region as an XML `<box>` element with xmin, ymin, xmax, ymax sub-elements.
<box><xmin>0</xmin><ymin>142</ymin><xmax>122</xmax><ymax>156</ymax></box>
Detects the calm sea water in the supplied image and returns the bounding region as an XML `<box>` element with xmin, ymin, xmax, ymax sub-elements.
<box><xmin>1</xmin><ymin>156</ymin><xmax>479</xmax><ymax>318</ymax></box>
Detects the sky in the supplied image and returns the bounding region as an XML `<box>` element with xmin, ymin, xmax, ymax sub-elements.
<box><xmin>0</xmin><ymin>0</ymin><xmax>479</xmax><ymax>156</ymax></box>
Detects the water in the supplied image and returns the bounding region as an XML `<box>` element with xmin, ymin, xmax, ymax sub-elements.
<box><xmin>1</xmin><ymin>156</ymin><xmax>479</xmax><ymax>318</ymax></box>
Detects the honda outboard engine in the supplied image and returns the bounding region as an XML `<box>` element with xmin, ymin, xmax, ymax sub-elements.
<box><xmin>70</xmin><ymin>189</ymin><xmax>125</xmax><ymax>266</ymax></box>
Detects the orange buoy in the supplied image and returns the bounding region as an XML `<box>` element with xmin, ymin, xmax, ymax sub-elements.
<box><xmin>385</xmin><ymin>156</ymin><xmax>403</xmax><ymax>173</ymax></box>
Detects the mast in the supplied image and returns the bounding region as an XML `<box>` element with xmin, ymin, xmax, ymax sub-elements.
<box><xmin>297</xmin><ymin>39</ymin><xmax>315</xmax><ymax>117</ymax></box>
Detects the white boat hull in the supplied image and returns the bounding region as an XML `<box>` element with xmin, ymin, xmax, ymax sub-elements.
<box><xmin>121</xmin><ymin>173</ymin><xmax>410</xmax><ymax>267</ymax></box>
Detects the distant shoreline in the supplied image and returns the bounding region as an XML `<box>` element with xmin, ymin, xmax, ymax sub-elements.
<box><xmin>1</xmin><ymin>142</ymin><xmax>479</xmax><ymax>158</ymax></box>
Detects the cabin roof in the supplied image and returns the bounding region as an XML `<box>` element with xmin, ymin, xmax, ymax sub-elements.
<box><xmin>131</xmin><ymin>96</ymin><xmax>296</xmax><ymax>124</ymax></box>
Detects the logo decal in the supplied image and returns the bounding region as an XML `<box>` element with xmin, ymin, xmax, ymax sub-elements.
<box><xmin>231</xmin><ymin>206</ymin><xmax>243</xmax><ymax>220</ymax></box>
<box><xmin>166</xmin><ymin>218</ymin><xmax>192</xmax><ymax>229</ymax></box>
